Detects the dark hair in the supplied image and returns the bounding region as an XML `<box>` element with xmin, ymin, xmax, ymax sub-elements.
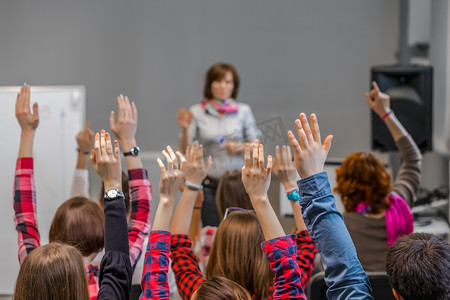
<box><xmin>386</xmin><ymin>233</ymin><xmax>450</xmax><ymax>300</ymax></box>
<box><xmin>98</xmin><ymin>171</ymin><xmax>130</xmax><ymax>216</ymax></box>
<box><xmin>216</xmin><ymin>169</ymin><xmax>253</xmax><ymax>218</ymax></box>
<box><xmin>203</xmin><ymin>62</ymin><xmax>240</xmax><ymax>100</ymax></box>
<box><xmin>49</xmin><ymin>197</ymin><xmax>104</xmax><ymax>256</ymax></box>
<box><xmin>14</xmin><ymin>242</ymin><xmax>89</xmax><ymax>300</ymax></box>
<box><xmin>193</xmin><ymin>276</ymin><xmax>251</xmax><ymax>300</ymax></box>
<box><xmin>206</xmin><ymin>211</ymin><xmax>273</xmax><ymax>299</ymax></box>
<box><xmin>334</xmin><ymin>152</ymin><xmax>391</xmax><ymax>214</ymax></box>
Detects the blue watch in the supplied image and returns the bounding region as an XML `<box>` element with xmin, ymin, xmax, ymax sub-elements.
<box><xmin>287</xmin><ymin>189</ymin><xmax>300</xmax><ymax>201</ymax></box>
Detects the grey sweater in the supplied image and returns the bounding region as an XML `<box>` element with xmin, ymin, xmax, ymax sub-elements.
<box><xmin>343</xmin><ymin>135</ymin><xmax>422</xmax><ymax>271</ymax></box>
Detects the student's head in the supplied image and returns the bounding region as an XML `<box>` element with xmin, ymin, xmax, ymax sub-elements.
<box><xmin>334</xmin><ymin>152</ymin><xmax>391</xmax><ymax>214</ymax></box>
<box><xmin>49</xmin><ymin>196</ymin><xmax>104</xmax><ymax>256</ymax></box>
<box><xmin>14</xmin><ymin>242</ymin><xmax>89</xmax><ymax>300</ymax></box>
<box><xmin>98</xmin><ymin>171</ymin><xmax>131</xmax><ymax>219</ymax></box>
<box><xmin>216</xmin><ymin>169</ymin><xmax>252</xmax><ymax>218</ymax></box>
<box><xmin>191</xmin><ymin>276</ymin><xmax>252</xmax><ymax>300</ymax></box>
<box><xmin>206</xmin><ymin>211</ymin><xmax>273</xmax><ymax>299</ymax></box>
<box><xmin>386</xmin><ymin>233</ymin><xmax>450</xmax><ymax>300</ymax></box>
<box><xmin>204</xmin><ymin>62</ymin><xmax>240</xmax><ymax>100</ymax></box>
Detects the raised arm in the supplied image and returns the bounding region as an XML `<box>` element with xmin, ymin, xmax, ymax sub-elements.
<box><xmin>14</xmin><ymin>84</ymin><xmax>41</xmax><ymax>264</ymax></box>
<box><xmin>177</xmin><ymin>108</ymin><xmax>193</xmax><ymax>154</ymax></box>
<box><xmin>366</xmin><ymin>82</ymin><xmax>422</xmax><ymax>205</ymax></box>
<box><xmin>91</xmin><ymin>130</ymin><xmax>132</xmax><ymax>299</ymax></box>
<box><xmin>140</xmin><ymin>147</ymin><xmax>185</xmax><ymax>300</ymax></box>
<box><xmin>70</xmin><ymin>121</ymin><xmax>94</xmax><ymax>198</ymax></box>
<box><xmin>273</xmin><ymin>145</ymin><xmax>317</xmax><ymax>288</ymax></box>
<box><xmin>110</xmin><ymin>95</ymin><xmax>151</xmax><ymax>267</ymax></box>
<box><xmin>242</xmin><ymin>142</ymin><xmax>305</xmax><ymax>299</ymax></box>
<box><xmin>288</xmin><ymin>113</ymin><xmax>373</xmax><ymax>300</ymax></box>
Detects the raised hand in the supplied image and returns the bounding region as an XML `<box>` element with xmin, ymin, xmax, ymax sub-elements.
<box><xmin>241</xmin><ymin>141</ymin><xmax>272</xmax><ymax>202</ymax></box>
<box><xmin>273</xmin><ymin>145</ymin><xmax>298</xmax><ymax>190</ymax></box>
<box><xmin>76</xmin><ymin>121</ymin><xmax>94</xmax><ymax>153</ymax></box>
<box><xmin>224</xmin><ymin>140</ymin><xmax>245</xmax><ymax>155</ymax></box>
<box><xmin>176</xmin><ymin>108</ymin><xmax>193</xmax><ymax>129</ymax></box>
<box><xmin>288</xmin><ymin>113</ymin><xmax>333</xmax><ymax>179</ymax></box>
<box><xmin>90</xmin><ymin>130</ymin><xmax>122</xmax><ymax>190</ymax></box>
<box><xmin>158</xmin><ymin>146</ymin><xmax>186</xmax><ymax>200</ymax></box>
<box><xmin>109</xmin><ymin>95</ymin><xmax>137</xmax><ymax>149</ymax></box>
<box><xmin>15</xmin><ymin>84</ymin><xmax>39</xmax><ymax>131</ymax></box>
<box><xmin>365</xmin><ymin>81</ymin><xmax>391</xmax><ymax>118</ymax></box>
<box><xmin>184</xmin><ymin>141</ymin><xmax>212</xmax><ymax>185</ymax></box>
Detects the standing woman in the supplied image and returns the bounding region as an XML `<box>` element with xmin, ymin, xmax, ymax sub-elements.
<box><xmin>178</xmin><ymin>62</ymin><xmax>260</xmax><ymax>226</ymax></box>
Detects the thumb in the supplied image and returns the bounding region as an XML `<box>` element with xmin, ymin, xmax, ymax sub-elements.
<box><xmin>32</xmin><ymin>103</ymin><xmax>39</xmax><ymax>118</ymax></box>
<box><xmin>322</xmin><ymin>135</ymin><xmax>333</xmax><ymax>154</ymax></box>
<box><xmin>205</xmin><ymin>156</ymin><xmax>212</xmax><ymax>172</ymax></box>
<box><xmin>109</xmin><ymin>111</ymin><xmax>116</xmax><ymax>131</ymax></box>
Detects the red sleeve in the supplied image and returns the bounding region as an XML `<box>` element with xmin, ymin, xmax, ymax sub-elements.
<box><xmin>170</xmin><ymin>234</ymin><xmax>206</xmax><ymax>300</ymax></box>
<box><xmin>296</xmin><ymin>230</ymin><xmax>317</xmax><ymax>288</ymax></box>
<box><xmin>13</xmin><ymin>158</ymin><xmax>40</xmax><ymax>264</ymax></box>
<box><xmin>128</xmin><ymin>168</ymin><xmax>152</xmax><ymax>268</ymax></box>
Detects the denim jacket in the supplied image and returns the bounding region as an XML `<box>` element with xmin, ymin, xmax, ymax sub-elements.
<box><xmin>298</xmin><ymin>172</ymin><xmax>374</xmax><ymax>300</ymax></box>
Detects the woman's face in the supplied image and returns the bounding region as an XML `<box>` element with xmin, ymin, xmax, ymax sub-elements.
<box><xmin>211</xmin><ymin>71</ymin><xmax>234</xmax><ymax>101</ymax></box>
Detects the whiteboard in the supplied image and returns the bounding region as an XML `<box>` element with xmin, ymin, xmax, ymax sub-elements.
<box><xmin>0</xmin><ymin>86</ymin><xmax>85</xmax><ymax>295</ymax></box>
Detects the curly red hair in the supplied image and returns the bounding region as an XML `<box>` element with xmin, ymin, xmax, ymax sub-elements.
<box><xmin>334</xmin><ymin>152</ymin><xmax>391</xmax><ymax>214</ymax></box>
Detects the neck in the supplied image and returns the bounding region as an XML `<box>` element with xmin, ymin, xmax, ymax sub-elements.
<box><xmin>83</xmin><ymin>251</ymin><xmax>99</xmax><ymax>266</ymax></box>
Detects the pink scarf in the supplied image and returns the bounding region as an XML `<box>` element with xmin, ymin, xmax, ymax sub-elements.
<box><xmin>201</xmin><ymin>98</ymin><xmax>238</xmax><ymax>114</ymax></box>
<box><xmin>354</xmin><ymin>193</ymin><xmax>413</xmax><ymax>247</ymax></box>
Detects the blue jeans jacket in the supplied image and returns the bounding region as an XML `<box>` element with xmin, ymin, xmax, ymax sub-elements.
<box><xmin>298</xmin><ymin>172</ymin><xmax>374</xmax><ymax>300</ymax></box>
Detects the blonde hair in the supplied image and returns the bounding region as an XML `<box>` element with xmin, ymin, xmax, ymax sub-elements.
<box><xmin>193</xmin><ymin>276</ymin><xmax>251</xmax><ymax>300</ymax></box>
<box><xmin>206</xmin><ymin>211</ymin><xmax>273</xmax><ymax>299</ymax></box>
<box><xmin>14</xmin><ymin>242</ymin><xmax>89</xmax><ymax>300</ymax></box>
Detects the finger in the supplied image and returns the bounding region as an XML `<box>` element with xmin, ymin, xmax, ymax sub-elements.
<box><xmin>258</xmin><ymin>144</ymin><xmax>265</xmax><ymax>170</ymax></box>
<box><xmin>185</xmin><ymin>145</ymin><xmax>191</xmax><ymax>162</ymax></box>
<box><xmin>286</xmin><ymin>145</ymin><xmax>293</xmax><ymax>165</ymax></box>
<box><xmin>372</xmin><ymin>81</ymin><xmax>381</xmax><ymax>93</ymax></box>
<box><xmin>32</xmin><ymin>103</ymin><xmax>39</xmax><ymax>119</ymax></box>
<box><xmin>288</xmin><ymin>130</ymin><xmax>302</xmax><ymax>156</ymax></box>
<box><xmin>124</xmin><ymin>96</ymin><xmax>132</xmax><ymax>119</ymax></box>
<box><xmin>90</xmin><ymin>149</ymin><xmax>96</xmax><ymax>167</ymax></box>
<box><xmin>85</xmin><ymin>120</ymin><xmax>91</xmax><ymax>130</ymax></box>
<box><xmin>166</xmin><ymin>145</ymin><xmax>178</xmax><ymax>165</ymax></box>
<box><xmin>322</xmin><ymin>135</ymin><xmax>333</xmax><ymax>154</ymax></box>
<box><xmin>162</xmin><ymin>150</ymin><xmax>173</xmax><ymax>171</ymax></box>
<box><xmin>15</xmin><ymin>91</ymin><xmax>20</xmax><ymax>114</ymax></box>
<box><xmin>100</xmin><ymin>130</ymin><xmax>107</xmax><ymax>156</ymax></box>
<box><xmin>295</xmin><ymin>119</ymin><xmax>308</xmax><ymax>150</ymax></box>
<box><xmin>205</xmin><ymin>155</ymin><xmax>212</xmax><ymax>172</ymax></box>
<box><xmin>105</xmin><ymin>132</ymin><xmax>113</xmax><ymax>155</ymax></box>
<box><xmin>364</xmin><ymin>92</ymin><xmax>373</xmax><ymax>105</ymax></box>
<box><xmin>310</xmin><ymin>114</ymin><xmax>321</xmax><ymax>144</ymax></box>
<box><xmin>176</xmin><ymin>151</ymin><xmax>187</xmax><ymax>172</ymax></box>
<box><xmin>23</xmin><ymin>85</ymin><xmax>30</xmax><ymax>111</ymax></box>
<box><xmin>131</xmin><ymin>101</ymin><xmax>138</xmax><ymax>122</ymax></box>
<box><xmin>195</xmin><ymin>144</ymin><xmax>204</xmax><ymax>162</ymax></box>
<box><xmin>94</xmin><ymin>132</ymin><xmax>101</xmax><ymax>161</ymax></box>
<box><xmin>275</xmin><ymin>146</ymin><xmax>281</xmax><ymax>168</ymax></box>
<box><xmin>113</xmin><ymin>140</ymin><xmax>120</xmax><ymax>160</ymax></box>
<box><xmin>156</xmin><ymin>157</ymin><xmax>166</xmax><ymax>176</ymax></box>
<box><xmin>118</xmin><ymin>95</ymin><xmax>125</xmax><ymax>120</ymax></box>
<box><xmin>300</xmin><ymin>113</ymin><xmax>314</xmax><ymax>145</ymax></box>
<box><xmin>281</xmin><ymin>145</ymin><xmax>287</xmax><ymax>167</ymax></box>
<box><xmin>244</xmin><ymin>143</ymin><xmax>251</xmax><ymax>168</ymax></box>
<box><xmin>266</xmin><ymin>155</ymin><xmax>273</xmax><ymax>176</ymax></box>
<box><xmin>109</xmin><ymin>110</ymin><xmax>116</xmax><ymax>131</ymax></box>
<box><xmin>252</xmin><ymin>141</ymin><xmax>259</xmax><ymax>167</ymax></box>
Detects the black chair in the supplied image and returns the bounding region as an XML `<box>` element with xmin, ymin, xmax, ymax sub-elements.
<box><xmin>306</xmin><ymin>271</ymin><xmax>395</xmax><ymax>300</ymax></box>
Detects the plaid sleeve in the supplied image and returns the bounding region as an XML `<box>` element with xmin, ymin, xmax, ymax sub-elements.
<box><xmin>140</xmin><ymin>231</ymin><xmax>171</xmax><ymax>300</ymax></box>
<box><xmin>296</xmin><ymin>230</ymin><xmax>317</xmax><ymax>288</ymax></box>
<box><xmin>192</xmin><ymin>226</ymin><xmax>217</xmax><ymax>267</ymax></box>
<box><xmin>170</xmin><ymin>234</ymin><xmax>206</xmax><ymax>300</ymax></box>
<box><xmin>13</xmin><ymin>158</ymin><xmax>40</xmax><ymax>265</ymax></box>
<box><xmin>261</xmin><ymin>235</ymin><xmax>306</xmax><ymax>300</ymax></box>
<box><xmin>128</xmin><ymin>168</ymin><xmax>152</xmax><ymax>268</ymax></box>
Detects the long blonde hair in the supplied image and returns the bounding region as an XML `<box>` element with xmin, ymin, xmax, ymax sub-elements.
<box><xmin>206</xmin><ymin>211</ymin><xmax>273</xmax><ymax>299</ymax></box>
<box><xmin>14</xmin><ymin>242</ymin><xmax>89</xmax><ymax>300</ymax></box>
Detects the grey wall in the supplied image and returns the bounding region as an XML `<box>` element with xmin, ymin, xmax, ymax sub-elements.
<box><xmin>1</xmin><ymin>0</ymin><xmax>448</xmax><ymax>230</ymax></box>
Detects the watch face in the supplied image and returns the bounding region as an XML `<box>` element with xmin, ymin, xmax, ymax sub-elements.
<box><xmin>132</xmin><ymin>146</ymin><xmax>140</xmax><ymax>155</ymax></box>
<box><xmin>107</xmin><ymin>189</ymin><xmax>119</xmax><ymax>198</ymax></box>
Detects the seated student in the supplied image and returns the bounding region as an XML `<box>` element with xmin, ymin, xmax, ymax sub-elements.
<box><xmin>333</xmin><ymin>82</ymin><xmax>421</xmax><ymax>271</ymax></box>
<box><xmin>287</xmin><ymin>112</ymin><xmax>374</xmax><ymax>299</ymax></box>
<box><xmin>141</xmin><ymin>143</ymin><xmax>305</xmax><ymax>299</ymax></box>
<box><xmin>168</xmin><ymin>142</ymin><xmax>315</xmax><ymax>299</ymax></box>
<box><xmin>13</xmin><ymin>86</ymin><xmax>137</xmax><ymax>299</ymax></box>
<box><xmin>14</xmin><ymin>122</ymin><xmax>131</xmax><ymax>298</ymax></box>
<box><xmin>386</xmin><ymin>233</ymin><xmax>450</xmax><ymax>300</ymax></box>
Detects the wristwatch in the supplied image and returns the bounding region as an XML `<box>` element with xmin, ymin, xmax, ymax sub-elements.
<box><xmin>104</xmin><ymin>188</ymin><xmax>125</xmax><ymax>200</ymax></box>
<box><xmin>124</xmin><ymin>146</ymin><xmax>140</xmax><ymax>157</ymax></box>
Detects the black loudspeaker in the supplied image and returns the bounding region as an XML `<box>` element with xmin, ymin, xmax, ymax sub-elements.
<box><xmin>371</xmin><ymin>65</ymin><xmax>433</xmax><ymax>152</ymax></box>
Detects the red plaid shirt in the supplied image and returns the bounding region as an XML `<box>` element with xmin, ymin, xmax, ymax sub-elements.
<box><xmin>140</xmin><ymin>231</ymin><xmax>172</xmax><ymax>299</ymax></box>
<box><xmin>13</xmin><ymin>158</ymin><xmax>151</xmax><ymax>300</ymax></box>
<box><xmin>171</xmin><ymin>231</ymin><xmax>316</xmax><ymax>299</ymax></box>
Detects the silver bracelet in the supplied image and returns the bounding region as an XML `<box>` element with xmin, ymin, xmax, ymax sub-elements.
<box><xmin>185</xmin><ymin>180</ymin><xmax>203</xmax><ymax>191</ymax></box>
